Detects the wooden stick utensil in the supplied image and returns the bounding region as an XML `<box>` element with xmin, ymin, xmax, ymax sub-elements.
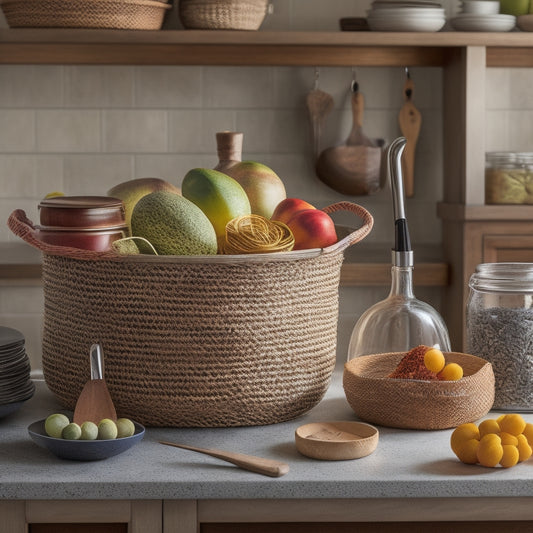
<box><xmin>159</xmin><ymin>441</ymin><xmax>290</xmax><ymax>478</ymax></box>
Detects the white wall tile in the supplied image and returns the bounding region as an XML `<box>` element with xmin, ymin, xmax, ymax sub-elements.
<box><xmin>63</xmin><ymin>155</ymin><xmax>134</xmax><ymax>195</ymax></box>
<box><xmin>203</xmin><ymin>67</ymin><xmax>274</xmax><ymax>108</ymax></box>
<box><xmin>36</xmin><ymin>110</ymin><xmax>100</xmax><ymax>153</ymax></box>
<box><xmin>0</xmin><ymin>110</ymin><xmax>35</xmax><ymax>152</ymax></box>
<box><xmin>64</xmin><ymin>66</ymin><xmax>134</xmax><ymax>108</ymax></box>
<box><xmin>135</xmin><ymin>66</ymin><xmax>203</xmax><ymax>108</ymax></box>
<box><xmin>0</xmin><ymin>66</ymin><xmax>63</xmax><ymax>108</ymax></box>
<box><xmin>169</xmin><ymin>109</ymin><xmax>236</xmax><ymax>155</ymax></box>
<box><xmin>103</xmin><ymin>110</ymin><xmax>167</xmax><ymax>153</ymax></box>
<box><xmin>134</xmin><ymin>154</ymin><xmax>201</xmax><ymax>186</ymax></box>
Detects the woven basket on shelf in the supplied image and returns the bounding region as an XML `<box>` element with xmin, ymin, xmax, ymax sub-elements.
<box><xmin>343</xmin><ymin>352</ymin><xmax>495</xmax><ymax>430</ymax></box>
<box><xmin>9</xmin><ymin>202</ymin><xmax>373</xmax><ymax>428</ymax></box>
<box><xmin>179</xmin><ymin>0</ymin><xmax>269</xmax><ymax>30</ymax></box>
<box><xmin>1</xmin><ymin>0</ymin><xmax>171</xmax><ymax>30</ymax></box>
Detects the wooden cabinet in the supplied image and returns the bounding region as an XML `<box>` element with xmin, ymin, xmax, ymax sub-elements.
<box><xmin>0</xmin><ymin>500</ymin><xmax>162</xmax><ymax>533</ymax></box>
<box><xmin>2</xmin><ymin>29</ymin><xmax>533</xmax><ymax>349</ymax></box>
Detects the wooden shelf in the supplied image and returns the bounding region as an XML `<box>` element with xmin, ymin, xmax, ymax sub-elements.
<box><xmin>438</xmin><ymin>202</ymin><xmax>533</xmax><ymax>221</ymax></box>
<box><xmin>1</xmin><ymin>29</ymin><xmax>533</xmax><ymax>66</ymax></box>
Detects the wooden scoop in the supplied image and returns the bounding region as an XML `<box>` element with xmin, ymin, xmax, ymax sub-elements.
<box><xmin>398</xmin><ymin>73</ymin><xmax>422</xmax><ymax>198</ymax></box>
<box><xmin>73</xmin><ymin>343</ymin><xmax>117</xmax><ymax>425</ymax></box>
<box><xmin>159</xmin><ymin>441</ymin><xmax>290</xmax><ymax>478</ymax></box>
<box><xmin>315</xmin><ymin>82</ymin><xmax>383</xmax><ymax>196</ymax></box>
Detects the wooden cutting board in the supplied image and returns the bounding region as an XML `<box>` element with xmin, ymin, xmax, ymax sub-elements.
<box><xmin>398</xmin><ymin>74</ymin><xmax>422</xmax><ymax>198</ymax></box>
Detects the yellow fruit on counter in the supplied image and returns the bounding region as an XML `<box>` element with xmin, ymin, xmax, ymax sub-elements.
<box><xmin>499</xmin><ymin>413</ymin><xmax>526</xmax><ymax>436</ymax></box>
<box><xmin>450</xmin><ymin>423</ymin><xmax>480</xmax><ymax>456</ymax></box>
<box><xmin>516</xmin><ymin>434</ymin><xmax>532</xmax><ymax>462</ymax></box>
<box><xmin>500</xmin><ymin>444</ymin><xmax>520</xmax><ymax>468</ymax></box>
<box><xmin>522</xmin><ymin>422</ymin><xmax>533</xmax><ymax>446</ymax></box>
<box><xmin>477</xmin><ymin>434</ymin><xmax>503</xmax><ymax>467</ymax></box>
<box><xmin>455</xmin><ymin>438</ymin><xmax>479</xmax><ymax>464</ymax></box>
<box><xmin>44</xmin><ymin>191</ymin><xmax>65</xmax><ymax>199</ymax></box>
<box><xmin>478</xmin><ymin>419</ymin><xmax>500</xmax><ymax>438</ymax></box>
<box><xmin>181</xmin><ymin>168</ymin><xmax>251</xmax><ymax>242</ymax></box>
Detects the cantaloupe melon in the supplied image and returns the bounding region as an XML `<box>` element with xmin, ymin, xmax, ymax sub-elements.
<box><xmin>131</xmin><ymin>191</ymin><xmax>217</xmax><ymax>255</ymax></box>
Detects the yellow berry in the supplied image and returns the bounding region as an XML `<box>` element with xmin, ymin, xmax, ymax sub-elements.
<box><xmin>477</xmin><ymin>434</ymin><xmax>503</xmax><ymax>467</ymax></box>
<box><xmin>424</xmin><ymin>348</ymin><xmax>445</xmax><ymax>373</ymax></box>
<box><xmin>478</xmin><ymin>419</ymin><xmax>500</xmax><ymax>438</ymax></box>
<box><xmin>517</xmin><ymin>434</ymin><xmax>533</xmax><ymax>462</ymax></box>
<box><xmin>455</xmin><ymin>438</ymin><xmax>480</xmax><ymax>464</ymax></box>
<box><xmin>451</xmin><ymin>423</ymin><xmax>480</xmax><ymax>456</ymax></box>
<box><xmin>500</xmin><ymin>445</ymin><xmax>519</xmax><ymax>468</ymax></box>
<box><xmin>499</xmin><ymin>432</ymin><xmax>518</xmax><ymax>446</ymax></box>
<box><xmin>522</xmin><ymin>422</ymin><xmax>533</xmax><ymax>446</ymax></box>
<box><xmin>438</xmin><ymin>362</ymin><xmax>464</xmax><ymax>381</ymax></box>
<box><xmin>499</xmin><ymin>414</ymin><xmax>526</xmax><ymax>436</ymax></box>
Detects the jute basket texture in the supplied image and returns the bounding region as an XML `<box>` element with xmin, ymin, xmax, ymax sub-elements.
<box><xmin>1</xmin><ymin>0</ymin><xmax>170</xmax><ymax>29</ymax></box>
<box><xmin>9</xmin><ymin>201</ymin><xmax>373</xmax><ymax>427</ymax></box>
<box><xmin>179</xmin><ymin>0</ymin><xmax>269</xmax><ymax>30</ymax></box>
<box><xmin>343</xmin><ymin>352</ymin><xmax>495</xmax><ymax>430</ymax></box>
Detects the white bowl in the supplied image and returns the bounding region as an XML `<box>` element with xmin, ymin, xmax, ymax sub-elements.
<box><xmin>460</xmin><ymin>0</ymin><xmax>500</xmax><ymax>14</ymax></box>
<box><xmin>451</xmin><ymin>13</ymin><xmax>516</xmax><ymax>31</ymax></box>
<box><xmin>367</xmin><ymin>15</ymin><xmax>445</xmax><ymax>31</ymax></box>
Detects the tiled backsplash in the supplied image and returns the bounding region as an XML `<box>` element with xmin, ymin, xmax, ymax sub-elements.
<box><xmin>0</xmin><ymin>0</ymin><xmax>529</xmax><ymax>372</ymax></box>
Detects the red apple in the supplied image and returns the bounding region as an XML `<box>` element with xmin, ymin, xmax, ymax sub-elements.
<box><xmin>271</xmin><ymin>198</ymin><xmax>316</xmax><ymax>224</ymax></box>
<box><xmin>286</xmin><ymin>209</ymin><xmax>337</xmax><ymax>250</ymax></box>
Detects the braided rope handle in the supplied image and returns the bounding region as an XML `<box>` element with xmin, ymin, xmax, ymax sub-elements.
<box><xmin>7</xmin><ymin>209</ymin><xmax>118</xmax><ymax>261</ymax></box>
<box><xmin>8</xmin><ymin>201</ymin><xmax>373</xmax><ymax>260</ymax></box>
<box><xmin>322</xmin><ymin>201</ymin><xmax>374</xmax><ymax>254</ymax></box>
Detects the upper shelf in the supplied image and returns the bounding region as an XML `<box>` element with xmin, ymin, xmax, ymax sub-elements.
<box><xmin>2</xmin><ymin>29</ymin><xmax>533</xmax><ymax>67</ymax></box>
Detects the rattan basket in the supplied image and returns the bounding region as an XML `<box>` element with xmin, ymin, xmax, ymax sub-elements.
<box><xmin>1</xmin><ymin>0</ymin><xmax>170</xmax><ymax>29</ymax></box>
<box><xmin>179</xmin><ymin>0</ymin><xmax>269</xmax><ymax>30</ymax></box>
<box><xmin>343</xmin><ymin>352</ymin><xmax>495</xmax><ymax>430</ymax></box>
<box><xmin>9</xmin><ymin>202</ymin><xmax>373</xmax><ymax>427</ymax></box>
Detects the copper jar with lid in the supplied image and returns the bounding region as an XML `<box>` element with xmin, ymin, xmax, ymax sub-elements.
<box><xmin>37</xmin><ymin>196</ymin><xmax>128</xmax><ymax>252</ymax></box>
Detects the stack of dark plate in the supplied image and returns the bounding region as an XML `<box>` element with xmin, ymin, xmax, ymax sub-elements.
<box><xmin>0</xmin><ymin>326</ymin><xmax>35</xmax><ymax>418</ymax></box>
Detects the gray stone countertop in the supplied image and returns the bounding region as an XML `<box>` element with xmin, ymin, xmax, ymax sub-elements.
<box><xmin>2</xmin><ymin>374</ymin><xmax>533</xmax><ymax>501</ymax></box>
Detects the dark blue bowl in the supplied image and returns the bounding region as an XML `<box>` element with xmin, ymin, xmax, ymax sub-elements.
<box><xmin>28</xmin><ymin>419</ymin><xmax>145</xmax><ymax>461</ymax></box>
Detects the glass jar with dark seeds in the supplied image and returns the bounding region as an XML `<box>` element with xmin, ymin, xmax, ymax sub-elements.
<box><xmin>466</xmin><ymin>263</ymin><xmax>533</xmax><ymax>411</ymax></box>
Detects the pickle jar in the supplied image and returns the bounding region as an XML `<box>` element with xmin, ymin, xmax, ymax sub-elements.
<box><xmin>485</xmin><ymin>151</ymin><xmax>533</xmax><ymax>205</ymax></box>
<box><xmin>466</xmin><ymin>263</ymin><xmax>533</xmax><ymax>411</ymax></box>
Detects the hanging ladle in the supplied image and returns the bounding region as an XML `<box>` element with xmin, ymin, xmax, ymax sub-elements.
<box><xmin>347</xmin><ymin>137</ymin><xmax>451</xmax><ymax>358</ymax></box>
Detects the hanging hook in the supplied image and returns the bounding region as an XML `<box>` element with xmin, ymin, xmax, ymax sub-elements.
<box><xmin>405</xmin><ymin>66</ymin><xmax>411</xmax><ymax>79</ymax></box>
<box><xmin>313</xmin><ymin>67</ymin><xmax>320</xmax><ymax>90</ymax></box>
<box><xmin>404</xmin><ymin>67</ymin><xmax>413</xmax><ymax>100</ymax></box>
<box><xmin>351</xmin><ymin>67</ymin><xmax>359</xmax><ymax>93</ymax></box>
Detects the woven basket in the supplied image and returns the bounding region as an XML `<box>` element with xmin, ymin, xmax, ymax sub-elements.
<box><xmin>9</xmin><ymin>202</ymin><xmax>373</xmax><ymax>427</ymax></box>
<box><xmin>1</xmin><ymin>0</ymin><xmax>170</xmax><ymax>29</ymax></box>
<box><xmin>343</xmin><ymin>352</ymin><xmax>495</xmax><ymax>430</ymax></box>
<box><xmin>179</xmin><ymin>0</ymin><xmax>269</xmax><ymax>30</ymax></box>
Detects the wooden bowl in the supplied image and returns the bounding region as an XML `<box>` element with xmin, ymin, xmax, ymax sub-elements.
<box><xmin>295</xmin><ymin>421</ymin><xmax>379</xmax><ymax>460</ymax></box>
<box><xmin>343</xmin><ymin>352</ymin><xmax>495</xmax><ymax>430</ymax></box>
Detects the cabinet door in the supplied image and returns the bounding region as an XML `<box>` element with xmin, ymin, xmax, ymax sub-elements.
<box><xmin>483</xmin><ymin>234</ymin><xmax>533</xmax><ymax>263</ymax></box>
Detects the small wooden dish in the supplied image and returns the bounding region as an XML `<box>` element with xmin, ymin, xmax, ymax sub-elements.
<box><xmin>343</xmin><ymin>352</ymin><xmax>495</xmax><ymax>430</ymax></box>
<box><xmin>295</xmin><ymin>421</ymin><xmax>379</xmax><ymax>460</ymax></box>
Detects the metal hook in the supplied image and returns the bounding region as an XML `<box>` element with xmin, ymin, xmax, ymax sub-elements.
<box><xmin>351</xmin><ymin>67</ymin><xmax>359</xmax><ymax>93</ymax></box>
<box><xmin>313</xmin><ymin>67</ymin><xmax>320</xmax><ymax>90</ymax></box>
<box><xmin>405</xmin><ymin>67</ymin><xmax>411</xmax><ymax>79</ymax></box>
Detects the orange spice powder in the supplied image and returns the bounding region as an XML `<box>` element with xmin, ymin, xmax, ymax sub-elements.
<box><xmin>388</xmin><ymin>345</ymin><xmax>439</xmax><ymax>381</ymax></box>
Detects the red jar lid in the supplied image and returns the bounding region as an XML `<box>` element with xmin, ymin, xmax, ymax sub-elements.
<box><xmin>38</xmin><ymin>196</ymin><xmax>126</xmax><ymax>229</ymax></box>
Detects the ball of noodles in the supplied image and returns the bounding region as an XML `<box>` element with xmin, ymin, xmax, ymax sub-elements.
<box><xmin>223</xmin><ymin>214</ymin><xmax>295</xmax><ymax>254</ymax></box>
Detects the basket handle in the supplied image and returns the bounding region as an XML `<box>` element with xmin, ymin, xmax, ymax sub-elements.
<box><xmin>7</xmin><ymin>209</ymin><xmax>118</xmax><ymax>260</ymax></box>
<box><xmin>322</xmin><ymin>201</ymin><xmax>374</xmax><ymax>254</ymax></box>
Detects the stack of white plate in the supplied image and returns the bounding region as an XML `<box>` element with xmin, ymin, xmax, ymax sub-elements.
<box><xmin>451</xmin><ymin>0</ymin><xmax>516</xmax><ymax>31</ymax></box>
<box><xmin>0</xmin><ymin>326</ymin><xmax>35</xmax><ymax>418</ymax></box>
<box><xmin>367</xmin><ymin>0</ymin><xmax>446</xmax><ymax>32</ymax></box>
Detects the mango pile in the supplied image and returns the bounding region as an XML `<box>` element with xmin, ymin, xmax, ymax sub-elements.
<box><xmin>451</xmin><ymin>414</ymin><xmax>533</xmax><ymax>468</ymax></box>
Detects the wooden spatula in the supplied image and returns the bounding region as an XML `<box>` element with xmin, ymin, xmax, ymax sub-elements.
<box><xmin>73</xmin><ymin>343</ymin><xmax>117</xmax><ymax>425</ymax></box>
<box><xmin>159</xmin><ymin>441</ymin><xmax>290</xmax><ymax>478</ymax></box>
<box><xmin>398</xmin><ymin>70</ymin><xmax>422</xmax><ymax>198</ymax></box>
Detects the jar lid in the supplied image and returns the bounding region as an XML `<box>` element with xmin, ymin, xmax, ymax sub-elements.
<box><xmin>38</xmin><ymin>196</ymin><xmax>123</xmax><ymax>209</ymax></box>
<box><xmin>470</xmin><ymin>262</ymin><xmax>533</xmax><ymax>293</ymax></box>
